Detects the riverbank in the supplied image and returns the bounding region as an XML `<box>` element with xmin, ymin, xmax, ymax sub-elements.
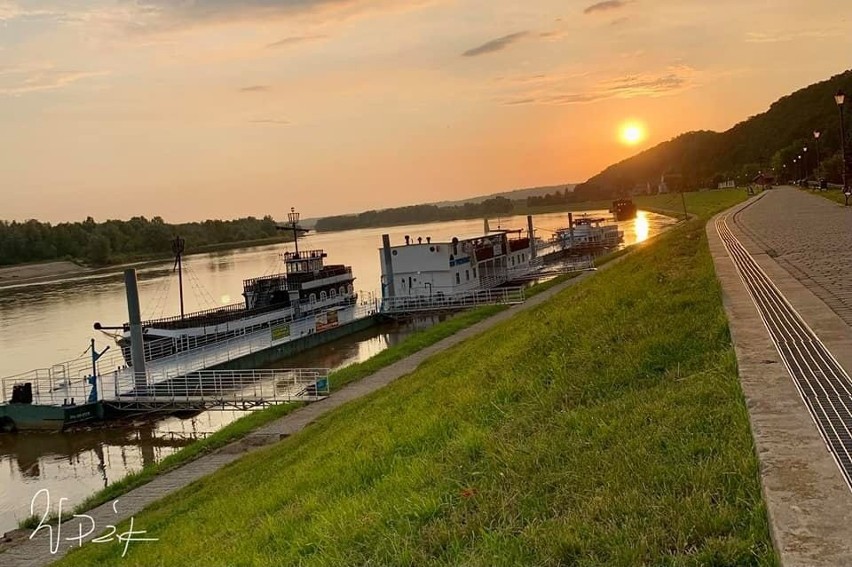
<box><xmin>2</xmin><ymin>307</ymin><xmax>505</xmax><ymax>539</ymax></box>
<box><xmin>47</xmin><ymin>188</ymin><xmax>780</xmax><ymax>566</ymax></box>
<box><xmin>0</xmin><ymin>236</ymin><xmax>291</xmax><ymax>290</ymax></box>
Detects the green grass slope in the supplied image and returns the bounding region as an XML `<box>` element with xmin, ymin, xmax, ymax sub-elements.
<box><xmin>57</xmin><ymin>191</ymin><xmax>775</xmax><ymax>567</ymax></box>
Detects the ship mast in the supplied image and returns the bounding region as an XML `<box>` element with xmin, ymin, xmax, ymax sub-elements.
<box><xmin>172</xmin><ymin>235</ymin><xmax>186</xmax><ymax>320</ymax></box>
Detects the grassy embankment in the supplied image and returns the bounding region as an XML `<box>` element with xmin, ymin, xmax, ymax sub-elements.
<box><xmin>52</xmin><ymin>305</ymin><xmax>507</xmax><ymax>522</ymax></box>
<box><xmin>802</xmin><ymin>187</ymin><xmax>850</xmax><ymax>206</ymax></box>
<box><xmin>57</xmin><ymin>188</ymin><xmax>777</xmax><ymax>566</ymax></box>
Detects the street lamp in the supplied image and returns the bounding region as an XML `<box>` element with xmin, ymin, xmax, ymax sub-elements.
<box><xmin>836</xmin><ymin>89</ymin><xmax>849</xmax><ymax>204</ymax></box>
<box><xmin>814</xmin><ymin>131</ymin><xmax>821</xmax><ymax>180</ymax></box>
<box><xmin>288</xmin><ymin>207</ymin><xmax>301</xmax><ymax>258</ymax></box>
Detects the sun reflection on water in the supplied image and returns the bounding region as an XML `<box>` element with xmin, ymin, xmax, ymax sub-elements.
<box><xmin>634</xmin><ymin>211</ymin><xmax>650</xmax><ymax>243</ymax></box>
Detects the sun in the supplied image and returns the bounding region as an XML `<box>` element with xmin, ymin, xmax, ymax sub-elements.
<box><xmin>620</xmin><ymin>122</ymin><xmax>646</xmax><ymax>146</ymax></box>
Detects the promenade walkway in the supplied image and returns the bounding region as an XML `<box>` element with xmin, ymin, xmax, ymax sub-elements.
<box><xmin>1</xmin><ymin>250</ymin><xmax>632</xmax><ymax>567</ymax></box>
<box><xmin>708</xmin><ymin>187</ymin><xmax>852</xmax><ymax>567</ymax></box>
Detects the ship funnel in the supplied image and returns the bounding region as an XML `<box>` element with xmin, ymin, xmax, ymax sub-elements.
<box><xmin>484</xmin><ymin>219</ymin><xmax>490</xmax><ymax>233</ymax></box>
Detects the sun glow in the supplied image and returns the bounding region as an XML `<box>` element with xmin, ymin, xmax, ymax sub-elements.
<box><xmin>620</xmin><ymin>122</ymin><xmax>646</xmax><ymax>146</ymax></box>
<box><xmin>634</xmin><ymin>211</ymin><xmax>650</xmax><ymax>243</ymax></box>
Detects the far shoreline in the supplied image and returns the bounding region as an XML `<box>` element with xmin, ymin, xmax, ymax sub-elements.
<box><xmin>0</xmin><ymin>236</ymin><xmax>293</xmax><ymax>291</ymax></box>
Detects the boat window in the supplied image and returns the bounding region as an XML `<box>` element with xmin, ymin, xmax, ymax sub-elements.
<box><xmin>309</xmin><ymin>293</ymin><xmax>316</xmax><ymax>303</ymax></box>
<box><xmin>455</xmin><ymin>273</ymin><xmax>460</xmax><ymax>285</ymax></box>
<box><xmin>320</xmin><ymin>291</ymin><xmax>327</xmax><ymax>301</ymax></box>
<box><xmin>330</xmin><ymin>288</ymin><xmax>336</xmax><ymax>298</ymax></box>
<box><xmin>473</xmin><ymin>268</ymin><xmax>477</xmax><ymax>278</ymax></box>
<box><xmin>465</xmin><ymin>269</ymin><xmax>469</xmax><ymax>281</ymax></box>
<box><xmin>340</xmin><ymin>286</ymin><xmax>345</xmax><ymax>296</ymax></box>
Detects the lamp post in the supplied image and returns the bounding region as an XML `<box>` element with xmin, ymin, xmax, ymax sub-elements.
<box><xmin>836</xmin><ymin>89</ymin><xmax>849</xmax><ymax>205</ymax></box>
<box><xmin>802</xmin><ymin>146</ymin><xmax>808</xmax><ymax>180</ymax></box>
<box><xmin>288</xmin><ymin>207</ymin><xmax>301</xmax><ymax>258</ymax></box>
<box><xmin>814</xmin><ymin>131</ymin><xmax>821</xmax><ymax>181</ymax></box>
<box><xmin>792</xmin><ymin>158</ymin><xmax>798</xmax><ymax>184</ymax></box>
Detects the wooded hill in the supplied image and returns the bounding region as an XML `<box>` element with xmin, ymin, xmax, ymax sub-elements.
<box><xmin>573</xmin><ymin>69</ymin><xmax>852</xmax><ymax>200</ymax></box>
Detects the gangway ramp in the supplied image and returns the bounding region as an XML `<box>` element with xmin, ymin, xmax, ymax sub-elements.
<box><xmin>105</xmin><ymin>368</ymin><xmax>330</xmax><ymax>412</ymax></box>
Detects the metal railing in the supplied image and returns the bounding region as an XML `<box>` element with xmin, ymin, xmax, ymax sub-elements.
<box><xmin>380</xmin><ymin>286</ymin><xmax>525</xmax><ymax>313</ymax></box>
<box><xmin>1</xmin><ymin>303</ymin><xmax>376</xmax><ymax>407</ymax></box>
<box><xmin>107</xmin><ymin>368</ymin><xmax>330</xmax><ymax>410</ymax></box>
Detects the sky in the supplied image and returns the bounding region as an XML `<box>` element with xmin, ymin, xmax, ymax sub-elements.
<box><xmin>1</xmin><ymin>0</ymin><xmax>850</xmax><ymax>223</ymax></box>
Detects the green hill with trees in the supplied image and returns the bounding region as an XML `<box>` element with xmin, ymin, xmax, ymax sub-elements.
<box><xmin>573</xmin><ymin>69</ymin><xmax>852</xmax><ymax>200</ymax></box>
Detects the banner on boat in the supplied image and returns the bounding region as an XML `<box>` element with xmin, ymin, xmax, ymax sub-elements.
<box><xmin>271</xmin><ymin>323</ymin><xmax>291</xmax><ymax>341</ymax></box>
<box><xmin>315</xmin><ymin>310</ymin><xmax>339</xmax><ymax>332</ymax></box>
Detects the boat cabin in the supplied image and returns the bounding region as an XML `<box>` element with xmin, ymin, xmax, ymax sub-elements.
<box><xmin>379</xmin><ymin>230</ymin><xmax>533</xmax><ymax>300</ymax></box>
<box><xmin>243</xmin><ymin>249</ymin><xmax>355</xmax><ymax>310</ymax></box>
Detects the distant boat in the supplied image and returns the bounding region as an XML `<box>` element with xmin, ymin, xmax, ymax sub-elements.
<box><xmin>554</xmin><ymin>213</ymin><xmax>623</xmax><ymax>253</ymax></box>
<box><xmin>610</xmin><ymin>199</ymin><xmax>637</xmax><ymax>221</ymax></box>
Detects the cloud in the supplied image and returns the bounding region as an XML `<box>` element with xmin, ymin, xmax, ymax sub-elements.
<box><xmin>0</xmin><ymin>64</ymin><xmax>107</xmax><ymax>95</ymax></box>
<box><xmin>119</xmin><ymin>0</ymin><xmax>440</xmax><ymax>33</ymax></box>
<box><xmin>462</xmin><ymin>31</ymin><xmax>528</xmax><ymax>57</ymax></box>
<box><xmin>248</xmin><ymin>118</ymin><xmax>290</xmax><ymax>125</ymax></box>
<box><xmin>266</xmin><ymin>34</ymin><xmax>327</xmax><ymax>48</ymax></box>
<box><xmin>583</xmin><ymin>0</ymin><xmax>631</xmax><ymax>15</ymax></box>
<box><xmin>500</xmin><ymin>66</ymin><xmax>695</xmax><ymax>106</ymax></box>
<box><xmin>745</xmin><ymin>29</ymin><xmax>843</xmax><ymax>43</ymax></box>
<box><xmin>240</xmin><ymin>85</ymin><xmax>271</xmax><ymax>92</ymax></box>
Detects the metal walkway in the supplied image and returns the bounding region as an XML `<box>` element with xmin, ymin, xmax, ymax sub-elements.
<box><xmin>105</xmin><ymin>368</ymin><xmax>329</xmax><ymax>411</ymax></box>
<box><xmin>716</xmin><ymin>212</ymin><xmax>852</xmax><ymax>490</ymax></box>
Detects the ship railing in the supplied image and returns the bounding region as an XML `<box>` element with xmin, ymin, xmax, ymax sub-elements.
<box><xmin>0</xmin><ymin>347</ymin><xmax>129</xmax><ymax>407</ymax></box>
<box><xmin>134</xmin><ymin>296</ymin><xmax>361</xmax><ymax>363</ymax></box>
<box><xmin>1</xmin><ymin>303</ymin><xmax>375</xmax><ymax>407</ymax></box>
<box><xmin>101</xmin><ymin>302</ymin><xmax>376</xmax><ymax>398</ymax></box>
<box><xmin>380</xmin><ymin>286</ymin><xmax>525</xmax><ymax>314</ymax></box>
<box><xmin>109</xmin><ymin>368</ymin><xmax>330</xmax><ymax>407</ymax></box>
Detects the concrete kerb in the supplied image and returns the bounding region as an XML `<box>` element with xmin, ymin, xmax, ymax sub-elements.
<box><xmin>707</xmin><ymin>198</ymin><xmax>852</xmax><ymax>567</ymax></box>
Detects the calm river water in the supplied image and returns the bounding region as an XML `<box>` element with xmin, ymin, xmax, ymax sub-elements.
<box><xmin>0</xmin><ymin>210</ymin><xmax>675</xmax><ymax>532</ymax></box>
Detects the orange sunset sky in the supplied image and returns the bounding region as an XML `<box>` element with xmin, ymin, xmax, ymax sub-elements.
<box><xmin>1</xmin><ymin>0</ymin><xmax>850</xmax><ymax>223</ymax></box>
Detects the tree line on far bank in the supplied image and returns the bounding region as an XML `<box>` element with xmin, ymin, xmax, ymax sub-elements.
<box><xmin>314</xmin><ymin>196</ymin><xmax>516</xmax><ymax>232</ymax></box>
<box><xmin>0</xmin><ymin>215</ymin><xmax>287</xmax><ymax>267</ymax></box>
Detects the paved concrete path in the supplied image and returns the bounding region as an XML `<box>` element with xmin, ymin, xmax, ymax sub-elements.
<box><xmin>736</xmin><ymin>187</ymin><xmax>852</xmax><ymax>326</ymax></box>
<box><xmin>708</xmin><ymin>189</ymin><xmax>852</xmax><ymax>567</ymax></box>
<box><xmin>2</xmin><ymin>251</ymin><xmax>633</xmax><ymax>567</ymax></box>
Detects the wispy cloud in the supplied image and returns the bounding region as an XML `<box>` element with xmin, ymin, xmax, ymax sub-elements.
<box><xmin>583</xmin><ymin>0</ymin><xmax>631</xmax><ymax>15</ymax></box>
<box><xmin>117</xmin><ymin>0</ymin><xmax>441</xmax><ymax>34</ymax></box>
<box><xmin>248</xmin><ymin>118</ymin><xmax>290</xmax><ymax>125</ymax></box>
<box><xmin>500</xmin><ymin>66</ymin><xmax>695</xmax><ymax>106</ymax></box>
<box><xmin>266</xmin><ymin>34</ymin><xmax>327</xmax><ymax>48</ymax></box>
<box><xmin>240</xmin><ymin>85</ymin><xmax>271</xmax><ymax>92</ymax></box>
<box><xmin>462</xmin><ymin>31</ymin><xmax>528</xmax><ymax>57</ymax></box>
<box><xmin>745</xmin><ymin>28</ymin><xmax>843</xmax><ymax>43</ymax></box>
<box><xmin>0</xmin><ymin>64</ymin><xmax>107</xmax><ymax>95</ymax></box>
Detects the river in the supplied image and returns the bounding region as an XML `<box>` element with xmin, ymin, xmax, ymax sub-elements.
<box><xmin>0</xmin><ymin>210</ymin><xmax>676</xmax><ymax>532</ymax></box>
